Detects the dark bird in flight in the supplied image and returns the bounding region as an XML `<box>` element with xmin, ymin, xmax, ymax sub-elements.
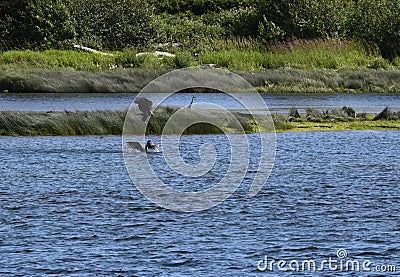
<box><xmin>134</xmin><ymin>97</ymin><xmax>154</xmax><ymax>122</ymax></box>
<box><xmin>187</xmin><ymin>95</ymin><xmax>195</xmax><ymax>110</ymax></box>
<box><xmin>127</xmin><ymin>140</ymin><xmax>160</xmax><ymax>153</ymax></box>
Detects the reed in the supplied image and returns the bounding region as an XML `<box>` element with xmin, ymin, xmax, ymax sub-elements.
<box><xmin>1</xmin><ymin>107</ymin><xmax>398</xmax><ymax>136</ymax></box>
<box><xmin>0</xmin><ymin>110</ymin><xmax>126</xmax><ymax>136</ymax></box>
<box><xmin>3</xmin><ymin>67</ymin><xmax>400</xmax><ymax>93</ymax></box>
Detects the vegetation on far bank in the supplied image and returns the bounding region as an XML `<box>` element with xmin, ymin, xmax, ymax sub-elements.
<box><xmin>0</xmin><ymin>39</ymin><xmax>396</xmax><ymax>72</ymax></box>
<box><xmin>2</xmin><ymin>0</ymin><xmax>400</xmax><ymax>61</ymax></box>
<box><xmin>2</xmin><ymin>66</ymin><xmax>400</xmax><ymax>94</ymax></box>
<box><xmin>0</xmin><ymin>107</ymin><xmax>399</xmax><ymax>136</ymax></box>
<box><xmin>2</xmin><ymin>39</ymin><xmax>400</xmax><ymax>94</ymax></box>
<box><xmin>2</xmin><ymin>0</ymin><xmax>400</xmax><ymax>93</ymax></box>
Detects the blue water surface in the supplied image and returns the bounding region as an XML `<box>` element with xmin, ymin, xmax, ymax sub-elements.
<box><xmin>0</xmin><ymin>131</ymin><xmax>399</xmax><ymax>276</ymax></box>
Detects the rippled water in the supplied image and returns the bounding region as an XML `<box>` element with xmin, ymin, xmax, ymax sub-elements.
<box><xmin>1</xmin><ymin>92</ymin><xmax>400</xmax><ymax>113</ymax></box>
<box><xmin>1</xmin><ymin>131</ymin><xmax>399</xmax><ymax>275</ymax></box>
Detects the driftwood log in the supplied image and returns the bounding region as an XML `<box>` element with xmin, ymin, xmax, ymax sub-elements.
<box><xmin>73</xmin><ymin>44</ymin><xmax>175</xmax><ymax>58</ymax></box>
<box><xmin>73</xmin><ymin>44</ymin><xmax>114</xmax><ymax>56</ymax></box>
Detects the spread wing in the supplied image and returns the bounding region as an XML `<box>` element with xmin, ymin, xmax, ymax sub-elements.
<box><xmin>126</xmin><ymin>141</ymin><xmax>145</xmax><ymax>152</ymax></box>
<box><xmin>134</xmin><ymin>97</ymin><xmax>153</xmax><ymax>114</ymax></box>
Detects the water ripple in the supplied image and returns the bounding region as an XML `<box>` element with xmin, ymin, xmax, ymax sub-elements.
<box><xmin>0</xmin><ymin>131</ymin><xmax>399</xmax><ymax>275</ymax></box>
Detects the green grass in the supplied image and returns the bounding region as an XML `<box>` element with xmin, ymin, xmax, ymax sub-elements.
<box><xmin>276</xmin><ymin>119</ymin><xmax>400</xmax><ymax>132</ymax></box>
<box><xmin>1</xmin><ymin>39</ymin><xmax>400</xmax><ymax>93</ymax></box>
<box><xmin>0</xmin><ymin>39</ymin><xmax>396</xmax><ymax>72</ymax></box>
<box><xmin>0</xmin><ymin>50</ymin><xmax>116</xmax><ymax>71</ymax></box>
<box><xmin>198</xmin><ymin>39</ymin><xmax>390</xmax><ymax>71</ymax></box>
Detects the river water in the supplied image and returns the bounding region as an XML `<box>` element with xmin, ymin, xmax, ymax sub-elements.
<box><xmin>1</xmin><ymin>131</ymin><xmax>399</xmax><ymax>276</ymax></box>
<box><xmin>1</xmin><ymin>92</ymin><xmax>400</xmax><ymax>113</ymax></box>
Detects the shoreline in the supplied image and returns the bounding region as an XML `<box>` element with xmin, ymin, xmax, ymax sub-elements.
<box><xmin>1</xmin><ymin>68</ymin><xmax>400</xmax><ymax>94</ymax></box>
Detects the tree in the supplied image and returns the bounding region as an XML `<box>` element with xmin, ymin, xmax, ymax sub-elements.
<box><xmin>0</xmin><ymin>0</ymin><xmax>75</xmax><ymax>50</ymax></box>
<box><xmin>350</xmin><ymin>0</ymin><xmax>400</xmax><ymax>59</ymax></box>
<box><xmin>66</xmin><ymin>0</ymin><xmax>155</xmax><ymax>49</ymax></box>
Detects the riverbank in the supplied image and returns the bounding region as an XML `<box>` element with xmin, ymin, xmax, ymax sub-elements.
<box><xmin>2</xmin><ymin>68</ymin><xmax>400</xmax><ymax>94</ymax></box>
<box><xmin>1</xmin><ymin>108</ymin><xmax>398</xmax><ymax>136</ymax></box>
<box><xmin>1</xmin><ymin>39</ymin><xmax>400</xmax><ymax>94</ymax></box>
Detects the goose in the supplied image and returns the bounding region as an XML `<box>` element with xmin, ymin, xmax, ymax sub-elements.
<box><xmin>127</xmin><ymin>140</ymin><xmax>160</xmax><ymax>153</ymax></box>
<box><xmin>134</xmin><ymin>97</ymin><xmax>154</xmax><ymax>122</ymax></box>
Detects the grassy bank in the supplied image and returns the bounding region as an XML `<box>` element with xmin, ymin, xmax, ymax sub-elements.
<box><xmin>1</xmin><ymin>107</ymin><xmax>399</xmax><ymax>136</ymax></box>
<box><xmin>0</xmin><ymin>40</ymin><xmax>396</xmax><ymax>72</ymax></box>
<box><xmin>2</xmin><ymin>67</ymin><xmax>400</xmax><ymax>93</ymax></box>
<box><xmin>1</xmin><ymin>39</ymin><xmax>400</xmax><ymax>93</ymax></box>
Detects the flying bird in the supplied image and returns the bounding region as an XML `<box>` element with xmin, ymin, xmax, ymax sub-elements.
<box><xmin>187</xmin><ymin>96</ymin><xmax>195</xmax><ymax>110</ymax></box>
<box><xmin>134</xmin><ymin>97</ymin><xmax>154</xmax><ymax>122</ymax></box>
<box><xmin>127</xmin><ymin>140</ymin><xmax>160</xmax><ymax>153</ymax></box>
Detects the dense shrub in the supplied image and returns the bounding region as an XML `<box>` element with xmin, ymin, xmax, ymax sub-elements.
<box><xmin>256</xmin><ymin>0</ymin><xmax>400</xmax><ymax>59</ymax></box>
<box><xmin>256</xmin><ymin>0</ymin><xmax>351</xmax><ymax>40</ymax></box>
<box><xmin>149</xmin><ymin>0</ymin><xmax>253</xmax><ymax>15</ymax></box>
<box><xmin>0</xmin><ymin>0</ymin><xmax>75</xmax><ymax>50</ymax></box>
<box><xmin>65</xmin><ymin>0</ymin><xmax>155</xmax><ymax>50</ymax></box>
<box><xmin>1</xmin><ymin>0</ymin><xmax>400</xmax><ymax>60</ymax></box>
<box><xmin>154</xmin><ymin>12</ymin><xmax>226</xmax><ymax>47</ymax></box>
<box><xmin>349</xmin><ymin>0</ymin><xmax>400</xmax><ymax>59</ymax></box>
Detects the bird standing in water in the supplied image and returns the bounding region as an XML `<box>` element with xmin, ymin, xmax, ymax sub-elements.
<box><xmin>187</xmin><ymin>96</ymin><xmax>195</xmax><ymax>110</ymax></box>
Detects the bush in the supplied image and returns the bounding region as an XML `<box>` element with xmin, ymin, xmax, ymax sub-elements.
<box><xmin>218</xmin><ymin>7</ymin><xmax>260</xmax><ymax>37</ymax></box>
<box><xmin>149</xmin><ymin>0</ymin><xmax>253</xmax><ymax>15</ymax></box>
<box><xmin>349</xmin><ymin>0</ymin><xmax>400</xmax><ymax>59</ymax></box>
<box><xmin>66</xmin><ymin>0</ymin><xmax>155</xmax><ymax>50</ymax></box>
<box><xmin>256</xmin><ymin>0</ymin><xmax>351</xmax><ymax>41</ymax></box>
<box><xmin>0</xmin><ymin>0</ymin><xmax>75</xmax><ymax>50</ymax></box>
<box><xmin>115</xmin><ymin>51</ymin><xmax>145</xmax><ymax>68</ymax></box>
<box><xmin>154</xmin><ymin>12</ymin><xmax>226</xmax><ymax>47</ymax></box>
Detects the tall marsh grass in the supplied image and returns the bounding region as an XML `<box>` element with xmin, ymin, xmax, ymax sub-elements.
<box><xmin>2</xmin><ymin>67</ymin><xmax>400</xmax><ymax>93</ymax></box>
<box><xmin>0</xmin><ymin>110</ymin><xmax>126</xmax><ymax>136</ymax></box>
<box><xmin>0</xmin><ymin>108</ymin><xmax>262</xmax><ymax>136</ymax></box>
<box><xmin>1</xmin><ymin>107</ymin><xmax>398</xmax><ymax>136</ymax></box>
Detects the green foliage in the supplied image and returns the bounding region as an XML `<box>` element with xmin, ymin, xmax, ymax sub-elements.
<box><xmin>216</xmin><ymin>7</ymin><xmax>260</xmax><ymax>37</ymax></box>
<box><xmin>2</xmin><ymin>0</ymin><xmax>400</xmax><ymax>61</ymax></box>
<box><xmin>256</xmin><ymin>0</ymin><xmax>351</xmax><ymax>40</ymax></box>
<box><xmin>256</xmin><ymin>0</ymin><xmax>400</xmax><ymax>59</ymax></box>
<box><xmin>154</xmin><ymin>12</ymin><xmax>226</xmax><ymax>47</ymax></box>
<box><xmin>115</xmin><ymin>51</ymin><xmax>145</xmax><ymax>68</ymax></box>
<box><xmin>258</xmin><ymin>16</ymin><xmax>285</xmax><ymax>44</ymax></box>
<box><xmin>349</xmin><ymin>0</ymin><xmax>400</xmax><ymax>59</ymax></box>
<box><xmin>66</xmin><ymin>0</ymin><xmax>155</xmax><ymax>50</ymax></box>
<box><xmin>0</xmin><ymin>0</ymin><xmax>75</xmax><ymax>50</ymax></box>
<box><xmin>173</xmin><ymin>52</ymin><xmax>196</xmax><ymax>68</ymax></box>
<box><xmin>0</xmin><ymin>50</ymin><xmax>115</xmax><ymax>70</ymax></box>
<box><xmin>149</xmin><ymin>0</ymin><xmax>253</xmax><ymax>15</ymax></box>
